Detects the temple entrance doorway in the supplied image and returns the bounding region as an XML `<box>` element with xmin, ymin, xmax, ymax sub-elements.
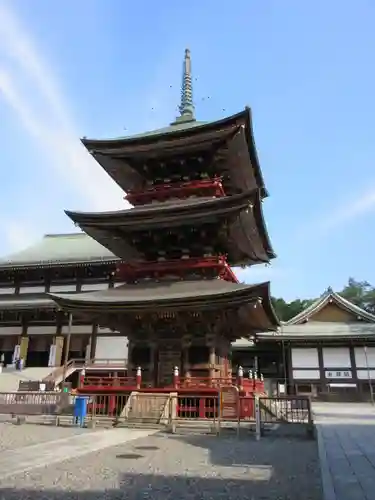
<box><xmin>26</xmin><ymin>336</ymin><xmax>52</xmax><ymax>367</ymax></box>
<box><xmin>0</xmin><ymin>336</ymin><xmax>17</xmax><ymax>366</ymax></box>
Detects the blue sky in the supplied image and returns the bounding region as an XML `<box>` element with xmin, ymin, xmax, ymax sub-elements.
<box><xmin>0</xmin><ymin>0</ymin><xmax>374</xmax><ymax>301</ymax></box>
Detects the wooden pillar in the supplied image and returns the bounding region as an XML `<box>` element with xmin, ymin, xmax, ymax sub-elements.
<box><xmin>286</xmin><ymin>342</ymin><xmax>294</xmax><ymax>394</ymax></box>
<box><xmin>317</xmin><ymin>344</ymin><xmax>326</xmax><ymax>394</ymax></box>
<box><xmin>148</xmin><ymin>340</ymin><xmax>156</xmax><ymax>385</ymax></box>
<box><xmin>19</xmin><ymin>337</ymin><xmax>29</xmax><ymax>361</ymax></box>
<box><xmin>53</xmin><ymin>311</ymin><xmax>64</xmax><ymax>367</ymax></box>
<box><xmin>89</xmin><ymin>324</ymin><xmax>98</xmax><ymax>360</ymax></box>
<box><xmin>127</xmin><ymin>340</ymin><xmax>134</xmax><ymax>373</ymax></box>
<box><xmin>209</xmin><ymin>345</ymin><xmax>215</xmax><ymax>380</ymax></box>
<box><xmin>182</xmin><ymin>337</ymin><xmax>191</xmax><ymax>379</ymax></box>
<box><xmin>52</xmin><ymin>336</ymin><xmax>64</xmax><ymax>367</ymax></box>
<box><xmin>349</xmin><ymin>344</ymin><xmax>359</xmax><ymax>394</ymax></box>
<box><xmin>19</xmin><ymin>318</ymin><xmax>29</xmax><ymax>361</ymax></box>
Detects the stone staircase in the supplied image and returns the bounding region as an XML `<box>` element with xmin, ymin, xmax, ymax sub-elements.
<box><xmin>0</xmin><ymin>367</ymin><xmax>52</xmax><ymax>392</ymax></box>
<box><xmin>119</xmin><ymin>392</ymin><xmax>171</xmax><ymax>426</ymax></box>
<box><xmin>42</xmin><ymin>360</ymin><xmax>85</xmax><ymax>387</ymax></box>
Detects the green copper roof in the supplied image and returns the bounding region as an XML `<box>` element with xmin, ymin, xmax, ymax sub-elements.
<box><xmin>0</xmin><ymin>233</ymin><xmax>118</xmax><ymax>269</ymax></box>
<box><xmin>122</xmin><ymin>119</ymin><xmax>207</xmax><ymax>140</ymax></box>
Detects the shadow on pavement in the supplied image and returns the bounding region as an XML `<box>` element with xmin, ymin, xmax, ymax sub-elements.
<box><xmin>0</xmin><ymin>470</ymin><xmax>323</xmax><ymax>500</ymax></box>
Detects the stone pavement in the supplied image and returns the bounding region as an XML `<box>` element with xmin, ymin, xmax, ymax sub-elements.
<box><xmin>0</xmin><ymin>431</ymin><xmax>322</xmax><ymax>500</ymax></box>
<box><xmin>314</xmin><ymin>403</ymin><xmax>375</xmax><ymax>500</ymax></box>
<box><xmin>0</xmin><ymin>426</ymin><xmax>159</xmax><ymax>480</ymax></box>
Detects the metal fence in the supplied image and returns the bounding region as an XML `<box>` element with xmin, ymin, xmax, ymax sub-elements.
<box><xmin>0</xmin><ymin>390</ymin><xmax>313</xmax><ymax>438</ymax></box>
<box><xmin>258</xmin><ymin>396</ymin><xmax>312</xmax><ymax>424</ymax></box>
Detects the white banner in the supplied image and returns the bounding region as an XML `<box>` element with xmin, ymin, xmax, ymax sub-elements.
<box><xmin>48</xmin><ymin>344</ymin><xmax>57</xmax><ymax>367</ymax></box>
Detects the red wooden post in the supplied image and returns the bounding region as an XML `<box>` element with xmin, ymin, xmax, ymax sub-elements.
<box><xmin>136</xmin><ymin>366</ymin><xmax>142</xmax><ymax>389</ymax></box>
<box><xmin>173</xmin><ymin>366</ymin><xmax>179</xmax><ymax>389</ymax></box>
<box><xmin>199</xmin><ymin>397</ymin><xmax>206</xmax><ymax>418</ymax></box>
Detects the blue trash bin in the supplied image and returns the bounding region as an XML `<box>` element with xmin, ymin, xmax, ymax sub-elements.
<box><xmin>74</xmin><ymin>396</ymin><xmax>89</xmax><ymax>427</ymax></box>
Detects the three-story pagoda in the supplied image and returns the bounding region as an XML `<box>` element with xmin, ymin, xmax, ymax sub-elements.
<box><xmin>50</xmin><ymin>49</ymin><xmax>279</xmax><ymax>387</ymax></box>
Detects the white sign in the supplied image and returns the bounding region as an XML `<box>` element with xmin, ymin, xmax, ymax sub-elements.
<box><xmin>325</xmin><ymin>370</ymin><xmax>352</xmax><ymax>379</ymax></box>
<box><xmin>48</xmin><ymin>344</ymin><xmax>57</xmax><ymax>367</ymax></box>
<box><xmin>278</xmin><ymin>383</ymin><xmax>286</xmax><ymax>394</ymax></box>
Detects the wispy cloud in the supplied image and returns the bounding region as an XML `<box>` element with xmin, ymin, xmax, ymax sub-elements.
<box><xmin>0</xmin><ymin>4</ymin><xmax>127</xmax><ymax>253</ymax></box>
<box><xmin>319</xmin><ymin>184</ymin><xmax>375</xmax><ymax>230</ymax></box>
<box><xmin>235</xmin><ymin>264</ymin><xmax>288</xmax><ymax>283</ymax></box>
<box><xmin>292</xmin><ymin>182</ymin><xmax>375</xmax><ymax>246</ymax></box>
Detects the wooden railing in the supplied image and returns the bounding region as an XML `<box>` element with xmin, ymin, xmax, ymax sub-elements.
<box><xmin>43</xmin><ymin>358</ymin><xmax>128</xmax><ymax>383</ymax></box>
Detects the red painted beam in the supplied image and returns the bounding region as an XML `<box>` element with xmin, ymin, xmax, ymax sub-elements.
<box><xmin>117</xmin><ymin>256</ymin><xmax>239</xmax><ymax>283</ymax></box>
<box><xmin>125</xmin><ymin>178</ymin><xmax>225</xmax><ymax>205</ymax></box>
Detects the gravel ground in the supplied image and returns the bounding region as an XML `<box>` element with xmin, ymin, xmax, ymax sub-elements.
<box><xmin>0</xmin><ymin>420</ymin><xmax>97</xmax><ymax>452</ymax></box>
<box><xmin>0</xmin><ymin>431</ymin><xmax>322</xmax><ymax>500</ymax></box>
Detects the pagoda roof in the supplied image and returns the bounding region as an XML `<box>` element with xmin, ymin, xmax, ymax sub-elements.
<box><xmin>113</xmin><ymin>119</ymin><xmax>208</xmax><ymax>141</ymax></box>
<box><xmin>65</xmin><ymin>190</ymin><xmax>275</xmax><ymax>265</ymax></box>
<box><xmin>82</xmin><ymin>108</ymin><xmax>267</xmax><ymax>197</ymax></box>
<box><xmin>285</xmin><ymin>287</ymin><xmax>375</xmax><ymax>325</ymax></box>
<box><xmin>49</xmin><ymin>279</ymin><xmax>279</xmax><ymax>332</ymax></box>
<box><xmin>83</xmin><ymin>108</ymin><xmax>253</xmax><ymax>149</ymax></box>
<box><xmin>0</xmin><ymin>233</ymin><xmax>119</xmax><ymax>270</ymax></box>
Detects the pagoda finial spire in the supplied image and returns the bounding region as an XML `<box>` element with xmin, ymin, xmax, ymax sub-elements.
<box><xmin>174</xmin><ymin>48</ymin><xmax>195</xmax><ymax>123</ymax></box>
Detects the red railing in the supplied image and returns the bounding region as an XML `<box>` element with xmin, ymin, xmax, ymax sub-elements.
<box><xmin>80</xmin><ymin>376</ymin><xmax>137</xmax><ymax>388</ymax></box>
<box><xmin>117</xmin><ymin>255</ymin><xmax>238</xmax><ymax>283</ymax></box>
<box><xmin>125</xmin><ymin>178</ymin><xmax>225</xmax><ymax>205</ymax></box>
<box><xmin>79</xmin><ymin>374</ymin><xmax>264</xmax><ymax>393</ymax></box>
<box><xmin>176</xmin><ymin>395</ymin><xmax>219</xmax><ymax>419</ymax></box>
<box><xmin>178</xmin><ymin>377</ymin><xmax>235</xmax><ymax>388</ymax></box>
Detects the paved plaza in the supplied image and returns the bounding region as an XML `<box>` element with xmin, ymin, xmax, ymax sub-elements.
<box><xmin>0</xmin><ymin>421</ymin><xmax>322</xmax><ymax>500</ymax></box>
<box><xmin>314</xmin><ymin>402</ymin><xmax>375</xmax><ymax>500</ymax></box>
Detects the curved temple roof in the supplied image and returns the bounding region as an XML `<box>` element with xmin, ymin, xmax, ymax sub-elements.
<box><xmin>0</xmin><ymin>233</ymin><xmax>118</xmax><ymax>270</ymax></box>
<box><xmin>81</xmin><ymin>49</ymin><xmax>267</xmax><ymax>198</ymax></box>
<box><xmin>83</xmin><ymin>109</ymin><xmax>266</xmax><ymax>197</ymax></box>
<box><xmin>65</xmin><ymin>190</ymin><xmax>275</xmax><ymax>266</ymax></box>
<box><xmin>49</xmin><ymin>279</ymin><xmax>279</xmax><ymax>333</ymax></box>
<box><xmin>285</xmin><ymin>287</ymin><xmax>375</xmax><ymax>325</ymax></box>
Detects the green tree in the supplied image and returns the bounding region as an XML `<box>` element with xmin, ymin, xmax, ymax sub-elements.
<box><xmin>272</xmin><ymin>297</ymin><xmax>314</xmax><ymax>322</ymax></box>
<box><xmin>272</xmin><ymin>277</ymin><xmax>375</xmax><ymax>322</ymax></box>
<box><xmin>339</xmin><ymin>277</ymin><xmax>375</xmax><ymax>314</ymax></box>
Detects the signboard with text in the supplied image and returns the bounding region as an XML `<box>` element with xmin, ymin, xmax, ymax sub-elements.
<box><xmin>325</xmin><ymin>370</ymin><xmax>352</xmax><ymax>379</ymax></box>
<box><xmin>220</xmin><ymin>386</ymin><xmax>239</xmax><ymax>420</ymax></box>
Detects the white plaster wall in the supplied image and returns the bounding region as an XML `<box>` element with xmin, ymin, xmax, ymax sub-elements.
<box><xmin>354</xmin><ymin>347</ymin><xmax>375</xmax><ymax>368</ymax></box>
<box><xmin>322</xmin><ymin>347</ymin><xmax>351</xmax><ymax>368</ymax></box>
<box><xmin>291</xmin><ymin>348</ymin><xmax>319</xmax><ymax>368</ymax></box>
<box><xmin>292</xmin><ymin>369</ymin><xmax>320</xmax><ymax>380</ymax></box>
<box><xmin>95</xmin><ymin>336</ymin><xmax>128</xmax><ymax>363</ymax></box>
<box><xmin>81</xmin><ymin>283</ymin><xmax>109</xmax><ymax>291</ymax></box>
<box><xmin>50</xmin><ymin>284</ymin><xmax>77</xmax><ymax>292</ymax></box>
<box><xmin>0</xmin><ymin>326</ymin><xmax>21</xmax><ymax>336</ymax></box>
<box><xmin>27</xmin><ymin>326</ymin><xmax>57</xmax><ymax>335</ymax></box>
<box><xmin>62</xmin><ymin>325</ymin><xmax>92</xmax><ymax>334</ymax></box>
<box><xmin>357</xmin><ymin>369</ymin><xmax>375</xmax><ymax>379</ymax></box>
<box><xmin>19</xmin><ymin>286</ymin><xmax>45</xmax><ymax>294</ymax></box>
